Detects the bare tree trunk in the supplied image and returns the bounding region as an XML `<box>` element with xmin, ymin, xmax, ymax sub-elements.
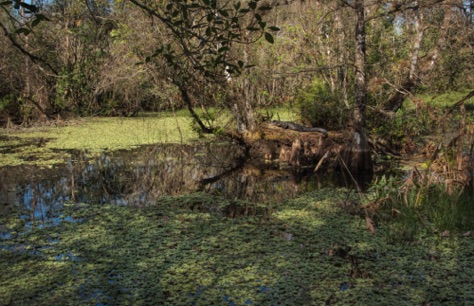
<box><xmin>343</xmin><ymin>0</ymin><xmax>373</xmax><ymax>177</ymax></box>
<box><xmin>334</xmin><ymin>8</ymin><xmax>350</xmax><ymax>108</ymax></box>
<box><xmin>384</xmin><ymin>3</ymin><xmax>453</xmax><ymax>113</ymax></box>
<box><xmin>384</xmin><ymin>1</ymin><xmax>423</xmax><ymax>113</ymax></box>
<box><xmin>231</xmin><ymin>92</ymin><xmax>256</xmax><ymax>133</ymax></box>
<box><xmin>232</xmin><ymin>48</ymin><xmax>256</xmax><ymax>133</ymax></box>
<box><xmin>177</xmin><ymin>84</ymin><xmax>214</xmax><ymax>134</ymax></box>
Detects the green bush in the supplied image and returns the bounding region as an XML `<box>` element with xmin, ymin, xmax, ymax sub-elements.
<box><xmin>295</xmin><ymin>79</ymin><xmax>349</xmax><ymax>130</ymax></box>
<box><xmin>367</xmin><ymin>104</ymin><xmax>440</xmax><ymax>152</ymax></box>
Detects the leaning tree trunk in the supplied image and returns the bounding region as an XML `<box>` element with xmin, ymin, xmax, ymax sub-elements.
<box><xmin>384</xmin><ymin>1</ymin><xmax>422</xmax><ymax>113</ymax></box>
<box><xmin>383</xmin><ymin>3</ymin><xmax>453</xmax><ymax>114</ymax></box>
<box><xmin>343</xmin><ymin>0</ymin><xmax>373</xmax><ymax>177</ymax></box>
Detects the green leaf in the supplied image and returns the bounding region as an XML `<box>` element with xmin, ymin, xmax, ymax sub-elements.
<box><xmin>258</xmin><ymin>5</ymin><xmax>272</xmax><ymax>10</ymax></box>
<box><xmin>32</xmin><ymin>18</ymin><xmax>41</xmax><ymax>28</ymax></box>
<box><xmin>229</xmin><ymin>32</ymin><xmax>241</xmax><ymax>39</ymax></box>
<box><xmin>18</xmin><ymin>2</ymin><xmax>38</xmax><ymax>13</ymax></box>
<box><xmin>217</xmin><ymin>46</ymin><xmax>229</xmax><ymax>53</ymax></box>
<box><xmin>246</xmin><ymin>27</ymin><xmax>260</xmax><ymax>31</ymax></box>
<box><xmin>248</xmin><ymin>1</ymin><xmax>257</xmax><ymax>10</ymax></box>
<box><xmin>234</xmin><ymin>1</ymin><xmax>241</xmax><ymax>10</ymax></box>
<box><xmin>268</xmin><ymin>26</ymin><xmax>280</xmax><ymax>32</ymax></box>
<box><xmin>264</xmin><ymin>32</ymin><xmax>274</xmax><ymax>44</ymax></box>
<box><xmin>31</xmin><ymin>14</ymin><xmax>50</xmax><ymax>28</ymax></box>
<box><xmin>15</xmin><ymin>28</ymin><xmax>31</xmax><ymax>36</ymax></box>
<box><xmin>238</xmin><ymin>60</ymin><xmax>244</xmax><ymax>68</ymax></box>
<box><xmin>218</xmin><ymin>9</ymin><xmax>229</xmax><ymax>17</ymax></box>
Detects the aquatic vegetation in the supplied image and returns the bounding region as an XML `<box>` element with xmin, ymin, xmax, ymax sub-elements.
<box><xmin>0</xmin><ymin>116</ymin><xmax>199</xmax><ymax>167</ymax></box>
<box><xmin>0</xmin><ymin>107</ymin><xmax>299</xmax><ymax>168</ymax></box>
<box><xmin>1</xmin><ymin>190</ymin><xmax>473</xmax><ymax>305</ymax></box>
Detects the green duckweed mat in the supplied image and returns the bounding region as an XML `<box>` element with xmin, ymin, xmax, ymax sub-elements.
<box><xmin>1</xmin><ymin>190</ymin><xmax>473</xmax><ymax>305</ymax></box>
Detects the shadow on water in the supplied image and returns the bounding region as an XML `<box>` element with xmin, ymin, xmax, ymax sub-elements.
<box><xmin>0</xmin><ymin>142</ymin><xmax>360</xmax><ymax>222</ymax></box>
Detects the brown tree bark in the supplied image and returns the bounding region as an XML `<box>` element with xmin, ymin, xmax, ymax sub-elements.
<box><xmin>343</xmin><ymin>0</ymin><xmax>373</xmax><ymax>177</ymax></box>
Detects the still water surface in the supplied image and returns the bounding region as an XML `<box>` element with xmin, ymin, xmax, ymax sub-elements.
<box><xmin>0</xmin><ymin>142</ymin><xmax>351</xmax><ymax>221</ymax></box>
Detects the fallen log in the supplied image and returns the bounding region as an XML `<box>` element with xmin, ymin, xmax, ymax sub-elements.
<box><xmin>270</xmin><ymin>120</ymin><xmax>328</xmax><ymax>138</ymax></box>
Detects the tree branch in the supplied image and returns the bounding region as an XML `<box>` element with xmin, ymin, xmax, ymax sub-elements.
<box><xmin>0</xmin><ymin>20</ymin><xmax>58</xmax><ymax>75</ymax></box>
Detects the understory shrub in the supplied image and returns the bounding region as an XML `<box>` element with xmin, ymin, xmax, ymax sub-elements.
<box><xmin>370</xmin><ymin>175</ymin><xmax>474</xmax><ymax>242</ymax></box>
<box><xmin>295</xmin><ymin>79</ymin><xmax>349</xmax><ymax>130</ymax></box>
<box><xmin>367</xmin><ymin>104</ymin><xmax>441</xmax><ymax>153</ymax></box>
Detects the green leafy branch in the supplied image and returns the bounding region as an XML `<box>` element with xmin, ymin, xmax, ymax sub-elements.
<box><xmin>132</xmin><ymin>0</ymin><xmax>279</xmax><ymax>79</ymax></box>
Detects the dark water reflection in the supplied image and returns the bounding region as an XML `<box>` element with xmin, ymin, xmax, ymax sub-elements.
<box><xmin>0</xmin><ymin>142</ymin><xmax>352</xmax><ymax>219</ymax></box>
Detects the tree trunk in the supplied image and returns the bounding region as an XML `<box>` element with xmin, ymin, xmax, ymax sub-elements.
<box><xmin>385</xmin><ymin>2</ymin><xmax>423</xmax><ymax>113</ymax></box>
<box><xmin>231</xmin><ymin>94</ymin><xmax>256</xmax><ymax>133</ymax></box>
<box><xmin>234</xmin><ymin>48</ymin><xmax>256</xmax><ymax>133</ymax></box>
<box><xmin>343</xmin><ymin>0</ymin><xmax>373</xmax><ymax>177</ymax></box>
<box><xmin>384</xmin><ymin>3</ymin><xmax>453</xmax><ymax>113</ymax></box>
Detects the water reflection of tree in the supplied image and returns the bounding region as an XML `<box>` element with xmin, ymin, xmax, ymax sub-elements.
<box><xmin>68</xmin><ymin>144</ymin><xmax>245</xmax><ymax>206</ymax></box>
<box><xmin>0</xmin><ymin>143</ymin><xmax>352</xmax><ymax>223</ymax></box>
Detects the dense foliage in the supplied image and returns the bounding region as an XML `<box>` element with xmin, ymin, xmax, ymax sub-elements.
<box><xmin>0</xmin><ymin>0</ymin><xmax>472</xmax><ymax>130</ymax></box>
<box><xmin>296</xmin><ymin>79</ymin><xmax>350</xmax><ymax>130</ymax></box>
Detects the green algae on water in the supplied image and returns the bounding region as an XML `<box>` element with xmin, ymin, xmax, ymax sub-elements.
<box><xmin>1</xmin><ymin>190</ymin><xmax>473</xmax><ymax>305</ymax></box>
<box><xmin>0</xmin><ymin>115</ymin><xmax>199</xmax><ymax>167</ymax></box>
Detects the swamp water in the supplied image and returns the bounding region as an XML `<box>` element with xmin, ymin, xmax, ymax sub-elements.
<box><xmin>0</xmin><ymin>142</ymin><xmax>350</xmax><ymax>219</ymax></box>
<box><xmin>2</xmin><ymin>143</ymin><xmax>473</xmax><ymax>305</ymax></box>
<box><xmin>0</xmin><ymin>143</ymin><xmax>353</xmax><ymax>304</ymax></box>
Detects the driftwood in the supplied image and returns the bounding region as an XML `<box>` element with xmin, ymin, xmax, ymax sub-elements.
<box><xmin>270</xmin><ymin>121</ymin><xmax>328</xmax><ymax>138</ymax></box>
